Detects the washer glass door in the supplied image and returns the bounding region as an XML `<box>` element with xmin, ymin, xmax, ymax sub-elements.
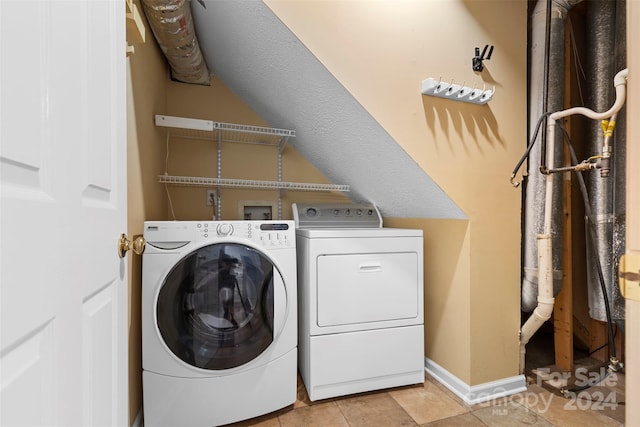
<box><xmin>157</xmin><ymin>242</ymin><xmax>281</xmax><ymax>370</ymax></box>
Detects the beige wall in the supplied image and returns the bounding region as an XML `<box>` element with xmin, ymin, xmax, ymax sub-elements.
<box><xmin>385</xmin><ymin>217</ymin><xmax>473</xmax><ymax>382</ymax></box>
<box><xmin>127</xmin><ymin>1</ymin><xmax>527</xmax><ymax>422</ymax></box>
<box><xmin>126</xmin><ymin>0</ymin><xmax>168</xmax><ymax>423</ymax></box>
<box><xmin>265</xmin><ymin>0</ymin><xmax>526</xmax><ymax>385</ymax></box>
<box><xmin>163</xmin><ymin>77</ymin><xmax>348</xmax><ymax>221</ymax></box>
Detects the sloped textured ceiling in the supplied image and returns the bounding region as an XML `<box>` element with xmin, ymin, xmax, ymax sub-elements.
<box><xmin>191</xmin><ymin>0</ymin><xmax>465</xmax><ymax>219</ymax></box>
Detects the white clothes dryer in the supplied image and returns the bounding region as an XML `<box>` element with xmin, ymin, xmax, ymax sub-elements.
<box><xmin>142</xmin><ymin>220</ymin><xmax>297</xmax><ymax>427</ymax></box>
<box><xmin>293</xmin><ymin>203</ymin><xmax>424</xmax><ymax>401</ymax></box>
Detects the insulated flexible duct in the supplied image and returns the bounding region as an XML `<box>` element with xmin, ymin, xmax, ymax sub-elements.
<box><xmin>585</xmin><ymin>0</ymin><xmax>626</xmax><ymax>322</ymax></box>
<box><xmin>612</xmin><ymin>0</ymin><xmax>627</xmax><ymax>325</ymax></box>
<box><xmin>522</xmin><ymin>0</ymin><xmax>581</xmax><ymax>312</ymax></box>
<box><xmin>141</xmin><ymin>0</ymin><xmax>210</xmax><ymax>85</ymax></box>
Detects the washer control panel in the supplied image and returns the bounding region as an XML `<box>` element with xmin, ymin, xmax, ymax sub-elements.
<box><xmin>144</xmin><ymin>220</ymin><xmax>295</xmax><ymax>250</ymax></box>
<box><xmin>292</xmin><ymin>203</ymin><xmax>382</xmax><ymax>228</ymax></box>
<box><xmin>195</xmin><ymin>220</ymin><xmax>294</xmax><ymax>247</ymax></box>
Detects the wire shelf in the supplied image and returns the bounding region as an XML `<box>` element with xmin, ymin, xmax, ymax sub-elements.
<box><xmin>156</xmin><ymin>115</ymin><xmax>295</xmax><ymax>147</ymax></box>
<box><xmin>156</xmin><ymin>114</ymin><xmax>349</xmax><ymax>219</ymax></box>
<box><xmin>158</xmin><ymin>175</ymin><xmax>350</xmax><ymax>192</ymax></box>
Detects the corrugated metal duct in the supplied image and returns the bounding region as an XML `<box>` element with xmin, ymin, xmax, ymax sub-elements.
<box><xmin>141</xmin><ymin>0</ymin><xmax>210</xmax><ymax>85</ymax></box>
<box><xmin>585</xmin><ymin>0</ymin><xmax>626</xmax><ymax>322</ymax></box>
<box><xmin>522</xmin><ymin>0</ymin><xmax>582</xmax><ymax>313</ymax></box>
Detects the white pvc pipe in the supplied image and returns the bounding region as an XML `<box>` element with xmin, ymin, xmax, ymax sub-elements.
<box><xmin>519</xmin><ymin>68</ymin><xmax>629</xmax><ymax>373</ymax></box>
<box><xmin>545</xmin><ymin>68</ymin><xmax>628</xmax><ymax>235</ymax></box>
<box><xmin>549</xmin><ymin>69</ymin><xmax>629</xmax><ymax>125</ymax></box>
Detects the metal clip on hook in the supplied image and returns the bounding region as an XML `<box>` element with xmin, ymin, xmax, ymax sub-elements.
<box><xmin>434</xmin><ymin>77</ymin><xmax>444</xmax><ymax>93</ymax></box>
<box><xmin>472</xmin><ymin>44</ymin><xmax>494</xmax><ymax>72</ymax></box>
<box><xmin>445</xmin><ymin>80</ymin><xmax>463</xmax><ymax>97</ymax></box>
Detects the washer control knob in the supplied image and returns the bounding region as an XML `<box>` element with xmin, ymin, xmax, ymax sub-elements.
<box><xmin>216</xmin><ymin>223</ymin><xmax>233</xmax><ymax>236</ymax></box>
<box><xmin>306</xmin><ymin>208</ymin><xmax>317</xmax><ymax>217</ymax></box>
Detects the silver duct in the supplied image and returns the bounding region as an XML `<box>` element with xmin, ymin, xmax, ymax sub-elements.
<box><xmin>585</xmin><ymin>0</ymin><xmax>626</xmax><ymax>322</ymax></box>
<box><xmin>612</xmin><ymin>0</ymin><xmax>627</xmax><ymax>324</ymax></box>
<box><xmin>523</xmin><ymin>0</ymin><xmax>581</xmax><ymax>312</ymax></box>
<box><xmin>141</xmin><ymin>0</ymin><xmax>210</xmax><ymax>85</ymax></box>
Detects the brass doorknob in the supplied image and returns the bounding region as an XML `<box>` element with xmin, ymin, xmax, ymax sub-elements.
<box><xmin>118</xmin><ymin>234</ymin><xmax>146</xmax><ymax>258</ymax></box>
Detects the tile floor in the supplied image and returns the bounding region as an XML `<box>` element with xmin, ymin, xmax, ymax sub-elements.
<box><xmin>226</xmin><ymin>371</ymin><xmax>625</xmax><ymax>427</ymax></box>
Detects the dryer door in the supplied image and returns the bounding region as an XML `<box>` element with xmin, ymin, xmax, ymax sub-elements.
<box><xmin>317</xmin><ymin>251</ymin><xmax>420</xmax><ymax>327</ymax></box>
<box><xmin>156</xmin><ymin>242</ymin><xmax>283</xmax><ymax>370</ymax></box>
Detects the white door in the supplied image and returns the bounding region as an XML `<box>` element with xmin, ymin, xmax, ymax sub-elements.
<box><xmin>0</xmin><ymin>1</ymin><xmax>128</xmax><ymax>426</ymax></box>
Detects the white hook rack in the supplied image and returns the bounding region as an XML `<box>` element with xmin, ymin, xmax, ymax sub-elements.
<box><xmin>421</xmin><ymin>77</ymin><xmax>494</xmax><ymax>105</ymax></box>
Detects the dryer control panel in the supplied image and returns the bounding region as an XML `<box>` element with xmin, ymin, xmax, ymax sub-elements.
<box><xmin>292</xmin><ymin>203</ymin><xmax>382</xmax><ymax>229</ymax></box>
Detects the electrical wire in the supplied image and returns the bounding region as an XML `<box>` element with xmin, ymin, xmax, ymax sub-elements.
<box><xmin>164</xmin><ymin>132</ymin><xmax>177</xmax><ymax>220</ymax></box>
<box><xmin>589</xmin><ymin>324</ymin><xmax>618</xmax><ymax>356</ymax></box>
<box><xmin>554</xmin><ymin>124</ymin><xmax>620</xmax><ymax>395</ymax></box>
<box><xmin>511</xmin><ymin>112</ymin><xmax>553</xmax><ymax>185</ymax></box>
<box><xmin>568</xmin><ymin>16</ymin><xmax>586</xmax><ymax>105</ymax></box>
<box><xmin>558</xmin><ymin>124</ymin><xmax>617</xmax><ymax>362</ymax></box>
<box><xmin>562</xmin><ymin>370</ymin><xmax>612</xmax><ymax>394</ymax></box>
<box><xmin>165</xmin><ymin>184</ymin><xmax>176</xmax><ymax>221</ymax></box>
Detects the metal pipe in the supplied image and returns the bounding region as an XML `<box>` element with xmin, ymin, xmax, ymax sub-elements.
<box><xmin>585</xmin><ymin>0</ymin><xmax>627</xmax><ymax>323</ymax></box>
<box><xmin>522</xmin><ymin>0</ymin><xmax>581</xmax><ymax>313</ymax></box>
<box><xmin>585</xmin><ymin>0</ymin><xmax>616</xmax><ymax>323</ymax></box>
<box><xmin>520</xmin><ymin>68</ymin><xmax>629</xmax><ymax>373</ymax></box>
<box><xmin>611</xmin><ymin>0</ymin><xmax>628</xmax><ymax>327</ymax></box>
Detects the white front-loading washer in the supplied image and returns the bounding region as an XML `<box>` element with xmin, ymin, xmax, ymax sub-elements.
<box><xmin>293</xmin><ymin>203</ymin><xmax>424</xmax><ymax>401</ymax></box>
<box><xmin>142</xmin><ymin>220</ymin><xmax>296</xmax><ymax>427</ymax></box>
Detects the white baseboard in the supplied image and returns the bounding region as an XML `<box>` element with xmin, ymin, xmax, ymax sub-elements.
<box><xmin>132</xmin><ymin>408</ymin><xmax>143</xmax><ymax>427</ymax></box>
<box><xmin>424</xmin><ymin>357</ymin><xmax>527</xmax><ymax>405</ymax></box>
